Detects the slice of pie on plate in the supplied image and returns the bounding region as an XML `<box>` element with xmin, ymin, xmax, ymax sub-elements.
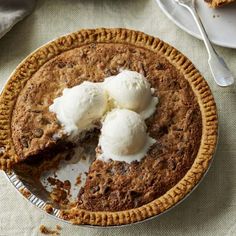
<box><xmin>0</xmin><ymin>28</ymin><xmax>218</xmax><ymax>226</ymax></box>
<box><xmin>205</xmin><ymin>0</ymin><xmax>236</xmax><ymax>7</ymax></box>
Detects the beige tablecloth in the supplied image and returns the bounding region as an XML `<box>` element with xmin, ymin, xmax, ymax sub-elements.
<box><xmin>0</xmin><ymin>0</ymin><xmax>235</xmax><ymax>235</ymax></box>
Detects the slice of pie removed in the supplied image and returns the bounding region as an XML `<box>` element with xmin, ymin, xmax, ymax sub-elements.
<box><xmin>205</xmin><ymin>0</ymin><xmax>236</xmax><ymax>7</ymax></box>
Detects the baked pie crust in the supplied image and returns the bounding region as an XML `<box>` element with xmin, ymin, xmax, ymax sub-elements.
<box><xmin>205</xmin><ymin>0</ymin><xmax>236</xmax><ymax>7</ymax></box>
<box><xmin>0</xmin><ymin>28</ymin><xmax>218</xmax><ymax>226</ymax></box>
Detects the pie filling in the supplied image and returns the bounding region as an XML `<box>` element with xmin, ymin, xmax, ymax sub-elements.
<box><xmin>11</xmin><ymin>43</ymin><xmax>202</xmax><ymax>212</ymax></box>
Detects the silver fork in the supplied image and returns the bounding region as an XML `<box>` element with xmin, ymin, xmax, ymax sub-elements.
<box><xmin>174</xmin><ymin>0</ymin><xmax>234</xmax><ymax>87</ymax></box>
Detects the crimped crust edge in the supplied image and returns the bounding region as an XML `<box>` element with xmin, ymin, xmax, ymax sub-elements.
<box><xmin>0</xmin><ymin>28</ymin><xmax>218</xmax><ymax>226</ymax></box>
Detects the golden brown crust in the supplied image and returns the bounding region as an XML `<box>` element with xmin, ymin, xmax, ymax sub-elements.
<box><xmin>0</xmin><ymin>28</ymin><xmax>218</xmax><ymax>226</ymax></box>
<box><xmin>11</xmin><ymin>40</ymin><xmax>202</xmax><ymax>211</ymax></box>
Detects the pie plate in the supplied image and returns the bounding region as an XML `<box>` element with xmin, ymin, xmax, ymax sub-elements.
<box><xmin>0</xmin><ymin>28</ymin><xmax>218</xmax><ymax>227</ymax></box>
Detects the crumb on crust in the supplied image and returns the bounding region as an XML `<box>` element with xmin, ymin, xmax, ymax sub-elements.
<box><xmin>19</xmin><ymin>188</ymin><xmax>31</xmax><ymax>198</ymax></box>
<box><xmin>44</xmin><ymin>204</ymin><xmax>54</xmax><ymax>214</ymax></box>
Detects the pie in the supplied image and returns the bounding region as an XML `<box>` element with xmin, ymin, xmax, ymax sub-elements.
<box><xmin>204</xmin><ymin>0</ymin><xmax>236</xmax><ymax>7</ymax></box>
<box><xmin>0</xmin><ymin>28</ymin><xmax>218</xmax><ymax>226</ymax></box>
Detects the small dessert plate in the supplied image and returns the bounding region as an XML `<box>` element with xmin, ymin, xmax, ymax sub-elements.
<box><xmin>156</xmin><ymin>0</ymin><xmax>236</xmax><ymax>48</ymax></box>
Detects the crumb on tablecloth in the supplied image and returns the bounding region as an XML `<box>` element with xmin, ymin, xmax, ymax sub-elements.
<box><xmin>56</xmin><ymin>225</ymin><xmax>62</xmax><ymax>231</ymax></box>
<box><xmin>39</xmin><ymin>225</ymin><xmax>62</xmax><ymax>235</ymax></box>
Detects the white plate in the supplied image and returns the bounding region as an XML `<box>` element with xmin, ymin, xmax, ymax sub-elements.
<box><xmin>156</xmin><ymin>0</ymin><xmax>236</xmax><ymax>48</ymax></box>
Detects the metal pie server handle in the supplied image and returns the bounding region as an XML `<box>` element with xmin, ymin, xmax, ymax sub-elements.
<box><xmin>175</xmin><ymin>0</ymin><xmax>234</xmax><ymax>87</ymax></box>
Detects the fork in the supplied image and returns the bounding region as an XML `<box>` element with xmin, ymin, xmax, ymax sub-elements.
<box><xmin>174</xmin><ymin>0</ymin><xmax>234</xmax><ymax>87</ymax></box>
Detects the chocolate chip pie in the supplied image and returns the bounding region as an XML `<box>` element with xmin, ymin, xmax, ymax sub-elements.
<box><xmin>0</xmin><ymin>28</ymin><xmax>218</xmax><ymax>226</ymax></box>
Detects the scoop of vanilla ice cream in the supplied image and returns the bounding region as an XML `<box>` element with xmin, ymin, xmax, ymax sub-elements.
<box><xmin>103</xmin><ymin>70</ymin><xmax>158</xmax><ymax>119</ymax></box>
<box><xmin>98</xmin><ymin>109</ymin><xmax>156</xmax><ymax>163</ymax></box>
<box><xmin>49</xmin><ymin>81</ymin><xmax>107</xmax><ymax>135</ymax></box>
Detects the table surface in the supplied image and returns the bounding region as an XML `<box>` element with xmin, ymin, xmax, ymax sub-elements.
<box><xmin>0</xmin><ymin>0</ymin><xmax>235</xmax><ymax>235</ymax></box>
